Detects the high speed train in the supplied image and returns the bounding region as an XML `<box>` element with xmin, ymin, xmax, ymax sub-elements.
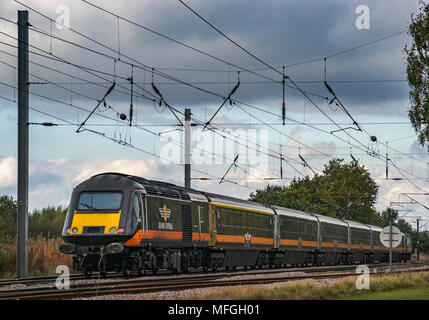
<box><xmin>59</xmin><ymin>172</ymin><xmax>412</xmax><ymax>276</ymax></box>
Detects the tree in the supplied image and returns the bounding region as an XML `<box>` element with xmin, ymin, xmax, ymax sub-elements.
<box><xmin>250</xmin><ymin>158</ymin><xmax>382</xmax><ymax>225</ymax></box>
<box><xmin>0</xmin><ymin>195</ymin><xmax>17</xmax><ymax>239</ymax></box>
<box><xmin>0</xmin><ymin>195</ymin><xmax>67</xmax><ymax>238</ymax></box>
<box><xmin>29</xmin><ymin>206</ymin><xmax>67</xmax><ymax>237</ymax></box>
<box><xmin>405</xmin><ymin>1</ymin><xmax>429</xmax><ymax>150</ymax></box>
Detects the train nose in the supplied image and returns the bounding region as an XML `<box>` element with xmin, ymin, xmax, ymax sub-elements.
<box><xmin>69</xmin><ymin>211</ymin><xmax>121</xmax><ymax>235</ymax></box>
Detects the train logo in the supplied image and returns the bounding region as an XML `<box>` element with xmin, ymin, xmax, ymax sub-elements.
<box><xmin>159</xmin><ymin>204</ymin><xmax>171</xmax><ymax>222</ymax></box>
<box><xmin>245</xmin><ymin>232</ymin><xmax>252</xmax><ymax>243</ymax></box>
<box><xmin>158</xmin><ymin>205</ymin><xmax>173</xmax><ymax>230</ymax></box>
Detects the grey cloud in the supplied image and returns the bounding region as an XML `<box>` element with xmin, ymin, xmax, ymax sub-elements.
<box><xmin>0</xmin><ymin>0</ymin><xmax>421</xmax><ymax>121</ymax></box>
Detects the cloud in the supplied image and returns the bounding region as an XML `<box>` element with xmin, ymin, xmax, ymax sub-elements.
<box><xmin>0</xmin><ymin>156</ymin><xmax>17</xmax><ymax>188</ymax></box>
<box><xmin>0</xmin><ymin>156</ymin><xmax>180</xmax><ymax>211</ymax></box>
<box><xmin>0</xmin><ymin>0</ymin><xmax>420</xmax><ymax>118</ymax></box>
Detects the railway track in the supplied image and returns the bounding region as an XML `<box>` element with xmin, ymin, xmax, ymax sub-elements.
<box><xmin>1</xmin><ymin>263</ymin><xmax>428</xmax><ymax>300</ymax></box>
<box><xmin>0</xmin><ymin>262</ymin><xmax>397</xmax><ymax>288</ymax></box>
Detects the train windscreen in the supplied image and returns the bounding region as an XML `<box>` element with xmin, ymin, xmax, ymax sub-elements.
<box><xmin>77</xmin><ymin>192</ymin><xmax>122</xmax><ymax>211</ymax></box>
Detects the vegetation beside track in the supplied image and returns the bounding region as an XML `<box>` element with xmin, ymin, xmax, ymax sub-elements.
<box><xmin>0</xmin><ymin>235</ymin><xmax>71</xmax><ymax>279</ymax></box>
<box><xmin>183</xmin><ymin>272</ymin><xmax>429</xmax><ymax>300</ymax></box>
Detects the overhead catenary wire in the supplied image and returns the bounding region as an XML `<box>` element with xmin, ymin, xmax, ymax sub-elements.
<box><xmin>0</xmin><ymin>28</ymin><xmax>311</xmax><ymax>177</ymax></box>
<box><xmin>0</xmin><ymin>76</ymin><xmax>282</xmax><ymax>184</ymax></box>
<box><xmin>156</xmin><ymin>5</ymin><xmax>428</xmax><ymax>192</ymax></box>
<box><xmin>0</xmin><ymin>49</ymin><xmax>306</xmax><ymax>181</ymax></box>
<box><xmin>0</xmin><ymin>87</ymin><xmax>267</xmax><ymax>190</ymax></box>
<box><xmin>0</xmin><ymin>16</ymin><xmax>422</xmax><ymax>211</ymax></box>
<box><xmin>2</xmin><ymin>5</ymin><xmax>424</xmax><ymax>192</ymax></box>
<box><xmin>174</xmin><ymin>2</ymin><xmax>379</xmax><ymax>158</ymax></box>
<box><xmin>0</xmin><ymin>34</ymin><xmax>422</xmax><ymax>190</ymax></box>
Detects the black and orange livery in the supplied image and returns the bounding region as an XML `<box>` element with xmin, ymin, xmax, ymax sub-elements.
<box><xmin>60</xmin><ymin>173</ymin><xmax>412</xmax><ymax>276</ymax></box>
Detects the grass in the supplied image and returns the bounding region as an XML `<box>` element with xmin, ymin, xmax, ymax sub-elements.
<box><xmin>182</xmin><ymin>272</ymin><xmax>429</xmax><ymax>300</ymax></box>
<box><xmin>350</xmin><ymin>287</ymin><xmax>429</xmax><ymax>300</ymax></box>
<box><xmin>0</xmin><ymin>235</ymin><xmax>72</xmax><ymax>279</ymax></box>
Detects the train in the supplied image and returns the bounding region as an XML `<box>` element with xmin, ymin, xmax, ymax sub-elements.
<box><xmin>59</xmin><ymin>172</ymin><xmax>412</xmax><ymax>277</ymax></box>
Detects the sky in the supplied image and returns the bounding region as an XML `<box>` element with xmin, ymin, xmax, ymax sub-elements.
<box><xmin>0</xmin><ymin>0</ymin><xmax>428</xmax><ymax>231</ymax></box>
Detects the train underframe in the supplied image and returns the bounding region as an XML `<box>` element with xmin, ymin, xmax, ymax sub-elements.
<box><xmin>69</xmin><ymin>244</ymin><xmax>411</xmax><ymax>277</ymax></box>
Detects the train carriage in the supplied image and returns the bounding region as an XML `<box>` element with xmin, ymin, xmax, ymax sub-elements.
<box><xmin>313</xmin><ymin>214</ymin><xmax>349</xmax><ymax>265</ymax></box>
<box><xmin>273</xmin><ymin>206</ymin><xmax>318</xmax><ymax>266</ymax></box>
<box><xmin>368</xmin><ymin>225</ymin><xmax>387</xmax><ymax>262</ymax></box>
<box><xmin>208</xmin><ymin>194</ymin><xmax>274</xmax><ymax>269</ymax></box>
<box><xmin>344</xmin><ymin>220</ymin><xmax>372</xmax><ymax>264</ymax></box>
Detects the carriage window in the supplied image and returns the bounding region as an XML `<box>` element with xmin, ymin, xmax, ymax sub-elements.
<box><xmin>78</xmin><ymin>192</ymin><xmax>122</xmax><ymax>210</ymax></box>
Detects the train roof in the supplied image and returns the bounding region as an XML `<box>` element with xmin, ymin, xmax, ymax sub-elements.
<box><xmin>367</xmin><ymin>225</ymin><xmax>383</xmax><ymax>232</ymax></box>
<box><xmin>312</xmin><ymin>213</ymin><xmax>348</xmax><ymax>227</ymax></box>
<box><xmin>76</xmin><ymin>172</ymin><xmax>144</xmax><ymax>191</ymax></box>
<box><xmin>273</xmin><ymin>206</ymin><xmax>318</xmax><ymax>221</ymax></box>
<box><xmin>207</xmin><ymin>193</ymin><xmax>274</xmax><ymax>215</ymax></box>
<box><xmin>344</xmin><ymin>220</ymin><xmax>372</xmax><ymax>231</ymax></box>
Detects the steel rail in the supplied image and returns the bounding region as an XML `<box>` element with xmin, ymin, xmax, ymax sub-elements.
<box><xmin>1</xmin><ymin>263</ymin><xmax>427</xmax><ymax>300</ymax></box>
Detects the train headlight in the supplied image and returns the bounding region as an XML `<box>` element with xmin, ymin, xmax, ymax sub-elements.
<box><xmin>109</xmin><ymin>227</ymin><xmax>117</xmax><ymax>233</ymax></box>
<box><xmin>72</xmin><ymin>227</ymin><xmax>78</xmax><ymax>233</ymax></box>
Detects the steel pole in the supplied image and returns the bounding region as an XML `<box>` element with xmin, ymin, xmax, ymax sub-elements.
<box><xmin>17</xmin><ymin>10</ymin><xmax>29</xmax><ymax>278</ymax></box>
<box><xmin>389</xmin><ymin>208</ymin><xmax>392</xmax><ymax>274</ymax></box>
<box><xmin>416</xmin><ymin>218</ymin><xmax>420</xmax><ymax>261</ymax></box>
<box><xmin>184</xmin><ymin>108</ymin><xmax>191</xmax><ymax>188</ymax></box>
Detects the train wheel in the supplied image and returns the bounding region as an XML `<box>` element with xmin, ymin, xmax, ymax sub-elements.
<box><xmin>100</xmin><ymin>271</ymin><xmax>107</xmax><ymax>278</ymax></box>
<box><xmin>152</xmin><ymin>268</ymin><xmax>158</xmax><ymax>275</ymax></box>
<box><xmin>211</xmin><ymin>266</ymin><xmax>217</xmax><ymax>272</ymax></box>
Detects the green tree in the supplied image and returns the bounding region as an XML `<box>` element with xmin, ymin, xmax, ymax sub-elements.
<box><xmin>0</xmin><ymin>195</ymin><xmax>67</xmax><ymax>238</ymax></box>
<box><xmin>0</xmin><ymin>195</ymin><xmax>17</xmax><ymax>239</ymax></box>
<box><xmin>250</xmin><ymin>158</ymin><xmax>382</xmax><ymax>225</ymax></box>
<box><xmin>395</xmin><ymin>218</ymin><xmax>414</xmax><ymax>235</ymax></box>
<box><xmin>405</xmin><ymin>1</ymin><xmax>429</xmax><ymax>150</ymax></box>
<box><xmin>29</xmin><ymin>206</ymin><xmax>67</xmax><ymax>237</ymax></box>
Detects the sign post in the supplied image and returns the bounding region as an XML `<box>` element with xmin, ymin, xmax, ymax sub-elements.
<box><xmin>380</xmin><ymin>224</ymin><xmax>402</xmax><ymax>275</ymax></box>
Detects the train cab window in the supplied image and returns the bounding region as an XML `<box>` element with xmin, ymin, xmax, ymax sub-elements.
<box><xmin>131</xmin><ymin>193</ymin><xmax>141</xmax><ymax>221</ymax></box>
<box><xmin>78</xmin><ymin>192</ymin><xmax>122</xmax><ymax>210</ymax></box>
